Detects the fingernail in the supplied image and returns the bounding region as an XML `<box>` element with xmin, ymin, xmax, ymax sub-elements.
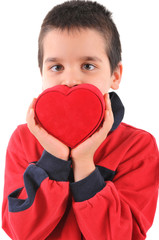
<box><xmin>30</xmin><ymin>108</ymin><xmax>34</xmax><ymax>116</ymax></box>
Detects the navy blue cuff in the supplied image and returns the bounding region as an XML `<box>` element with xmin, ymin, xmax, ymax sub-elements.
<box><xmin>36</xmin><ymin>150</ymin><xmax>71</xmax><ymax>181</ymax></box>
<box><xmin>70</xmin><ymin>167</ymin><xmax>106</xmax><ymax>202</ymax></box>
<box><xmin>8</xmin><ymin>165</ymin><xmax>48</xmax><ymax>212</ymax></box>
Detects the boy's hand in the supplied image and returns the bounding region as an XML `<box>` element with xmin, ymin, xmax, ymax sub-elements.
<box><xmin>26</xmin><ymin>99</ymin><xmax>70</xmax><ymax>161</ymax></box>
<box><xmin>70</xmin><ymin>93</ymin><xmax>114</xmax><ymax>181</ymax></box>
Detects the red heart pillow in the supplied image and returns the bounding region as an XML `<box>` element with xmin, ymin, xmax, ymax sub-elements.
<box><xmin>34</xmin><ymin>83</ymin><xmax>105</xmax><ymax>148</ymax></box>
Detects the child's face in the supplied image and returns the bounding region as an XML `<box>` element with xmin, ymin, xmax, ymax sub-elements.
<box><xmin>41</xmin><ymin>28</ymin><xmax>122</xmax><ymax>95</ymax></box>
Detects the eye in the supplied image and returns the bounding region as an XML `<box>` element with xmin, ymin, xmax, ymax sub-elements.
<box><xmin>50</xmin><ymin>65</ymin><xmax>64</xmax><ymax>72</ymax></box>
<box><xmin>82</xmin><ymin>63</ymin><xmax>96</xmax><ymax>71</ymax></box>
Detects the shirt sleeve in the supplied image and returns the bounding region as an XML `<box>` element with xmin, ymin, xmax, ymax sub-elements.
<box><xmin>2</xmin><ymin>128</ymin><xmax>71</xmax><ymax>240</ymax></box>
<box><xmin>70</xmin><ymin>131</ymin><xmax>159</xmax><ymax>240</ymax></box>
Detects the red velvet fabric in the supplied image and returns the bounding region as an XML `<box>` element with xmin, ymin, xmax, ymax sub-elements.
<box><xmin>34</xmin><ymin>84</ymin><xmax>105</xmax><ymax>148</ymax></box>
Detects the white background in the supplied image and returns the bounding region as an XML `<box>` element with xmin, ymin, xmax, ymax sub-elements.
<box><xmin>0</xmin><ymin>0</ymin><xmax>158</xmax><ymax>239</ymax></box>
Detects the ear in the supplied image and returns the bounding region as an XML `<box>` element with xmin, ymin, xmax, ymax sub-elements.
<box><xmin>110</xmin><ymin>62</ymin><xmax>123</xmax><ymax>90</ymax></box>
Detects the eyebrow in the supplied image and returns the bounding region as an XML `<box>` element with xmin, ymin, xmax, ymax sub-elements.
<box><xmin>44</xmin><ymin>56</ymin><xmax>102</xmax><ymax>63</ymax></box>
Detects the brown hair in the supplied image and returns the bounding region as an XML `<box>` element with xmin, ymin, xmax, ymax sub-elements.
<box><xmin>38</xmin><ymin>0</ymin><xmax>122</xmax><ymax>74</ymax></box>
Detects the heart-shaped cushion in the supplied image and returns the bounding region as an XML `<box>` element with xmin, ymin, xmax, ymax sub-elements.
<box><xmin>34</xmin><ymin>83</ymin><xmax>105</xmax><ymax>148</ymax></box>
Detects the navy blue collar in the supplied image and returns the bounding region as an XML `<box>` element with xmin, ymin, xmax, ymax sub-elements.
<box><xmin>109</xmin><ymin>92</ymin><xmax>125</xmax><ymax>132</ymax></box>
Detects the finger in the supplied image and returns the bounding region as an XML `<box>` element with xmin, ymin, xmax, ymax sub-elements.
<box><xmin>104</xmin><ymin>93</ymin><xmax>112</xmax><ymax>111</ymax></box>
<box><xmin>26</xmin><ymin>98</ymin><xmax>37</xmax><ymax>121</ymax></box>
<box><xmin>27</xmin><ymin>109</ymin><xmax>66</xmax><ymax>153</ymax></box>
<box><xmin>31</xmin><ymin>98</ymin><xmax>37</xmax><ymax>108</ymax></box>
<box><xmin>27</xmin><ymin>106</ymin><xmax>54</xmax><ymax>140</ymax></box>
<box><xmin>103</xmin><ymin>109</ymin><xmax>114</xmax><ymax>131</ymax></box>
<box><xmin>26</xmin><ymin>108</ymin><xmax>37</xmax><ymax>133</ymax></box>
<box><xmin>102</xmin><ymin>99</ymin><xmax>114</xmax><ymax>131</ymax></box>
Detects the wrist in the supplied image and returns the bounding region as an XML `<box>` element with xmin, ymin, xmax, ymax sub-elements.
<box><xmin>47</xmin><ymin>147</ymin><xmax>70</xmax><ymax>161</ymax></box>
<box><xmin>37</xmin><ymin>150</ymin><xmax>72</xmax><ymax>181</ymax></box>
<box><xmin>52</xmin><ymin>152</ymin><xmax>69</xmax><ymax>161</ymax></box>
<box><xmin>72</xmin><ymin>158</ymin><xmax>96</xmax><ymax>182</ymax></box>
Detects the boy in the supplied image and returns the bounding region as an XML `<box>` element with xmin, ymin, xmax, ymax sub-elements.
<box><xmin>2</xmin><ymin>1</ymin><xmax>159</xmax><ymax>239</ymax></box>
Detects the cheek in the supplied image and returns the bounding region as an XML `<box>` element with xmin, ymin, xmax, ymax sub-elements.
<box><xmin>42</xmin><ymin>76</ymin><xmax>52</xmax><ymax>90</ymax></box>
<box><xmin>95</xmin><ymin>70</ymin><xmax>112</xmax><ymax>94</ymax></box>
<box><xmin>42</xmin><ymin>81</ymin><xmax>57</xmax><ymax>91</ymax></box>
<box><xmin>41</xmin><ymin>71</ymin><xmax>57</xmax><ymax>90</ymax></box>
<box><xmin>96</xmin><ymin>80</ymin><xmax>111</xmax><ymax>95</ymax></box>
<box><xmin>100</xmin><ymin>85</ymin><xmax>109</xmax><ymax>95</ymax></box>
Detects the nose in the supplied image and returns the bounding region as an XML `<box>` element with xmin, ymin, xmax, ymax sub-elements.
<box><xmin>61</xmin><ymin>68</ymin><xmax>82</xmax><ymax>87</ymax></box>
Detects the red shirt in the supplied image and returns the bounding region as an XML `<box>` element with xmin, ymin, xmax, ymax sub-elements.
<box><xmin>2</xmin><ymin>122</ymin><xmax>159</xmax><ymax>240</ymax></box>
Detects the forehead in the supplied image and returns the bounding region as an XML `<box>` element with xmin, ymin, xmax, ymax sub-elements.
<box><xmin>42</xmin><ymin>28</ymin><xmax>107</xmax><ymax>58</ymax></box>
